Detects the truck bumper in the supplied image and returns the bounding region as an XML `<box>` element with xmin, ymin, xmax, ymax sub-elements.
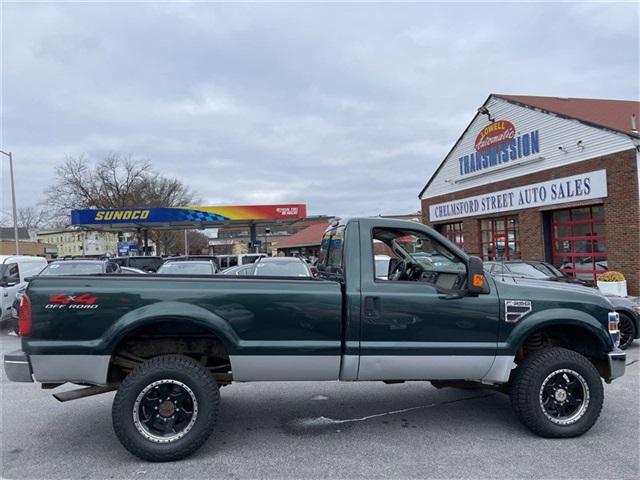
<box><xmin>3</xmin><ymin>350</ymin><xmax>33</xmax><ymax>383</ymax></box>
<box><xmin>606</xmin><ymin>349</ymin><xmax>626</xmax><ymax>382</ymax></box>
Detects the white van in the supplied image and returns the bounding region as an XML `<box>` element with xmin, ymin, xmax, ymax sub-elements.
<box><xmin>0</xmin><ymin>255</ymin><xmax>48</xmax><ymax>322</ymax></box>
<box><xmin>217</xmin><ymin>254</ymin><xmax>265</xmax><ymax>270</ymax></box>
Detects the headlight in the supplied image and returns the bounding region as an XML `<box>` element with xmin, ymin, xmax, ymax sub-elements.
<box><xmin>608</xmin><ymin>311</ymin><xmax>620</xmax><ymax>348</ymax></box>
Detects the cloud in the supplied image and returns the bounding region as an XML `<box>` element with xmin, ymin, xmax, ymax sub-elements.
<box><xmin>1</xmin><ymin>2</ymin><xmax>638</xmax><ymax>219</ymax></box>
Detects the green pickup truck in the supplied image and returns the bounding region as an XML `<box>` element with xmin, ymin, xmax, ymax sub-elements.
<box><xmin>4</xmin><ymin>218</ymin><xmax>626</xmax><ymax>461</ymax></box>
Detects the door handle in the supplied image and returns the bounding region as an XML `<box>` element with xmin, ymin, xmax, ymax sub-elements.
<box><xmin>364</xmin><ymin>296</ymin><xmax>381</xmax><ymax>318</ymax></box>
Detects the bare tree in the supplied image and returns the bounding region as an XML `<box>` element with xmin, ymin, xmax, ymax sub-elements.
<box><xmin>0</xmin><ymin>206</ymin><xmax>49</xmax><ymax>230</ymax></box>
<box><xmin>46</xmin><ymin>154</ymin><xmax>195</xmax><ymax>217</ymax></box>
<box><xmin>16</xmin><ymin>207</ymin><xmax>48</xmax><ymax>230</ymax></box>
<box><xmin>45</xmin><ymin>154</ymin><xmax>198</xmax><ymax>251</ymax></box>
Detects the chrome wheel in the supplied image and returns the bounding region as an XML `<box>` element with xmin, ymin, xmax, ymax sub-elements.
<box><xmin>133</xmin><ymin>379</ymin><xmax>198</xmax><ymax>443</ymax></box>
<box><xmin>539</xmin><ymin>369</ymin><xmax>590</xmax><ymax>425</ymax></box>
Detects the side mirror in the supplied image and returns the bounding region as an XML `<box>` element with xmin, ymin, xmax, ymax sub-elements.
<box><xmin>467</xmin><ymin>256</ymin><xmax>489</xmax><ymax>295</ymax></box>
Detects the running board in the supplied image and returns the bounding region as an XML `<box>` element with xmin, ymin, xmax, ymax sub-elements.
<box><xmin>53</xmin><ymin>385</ymin><xmax>117</xmax><ymax>402</ymax></box>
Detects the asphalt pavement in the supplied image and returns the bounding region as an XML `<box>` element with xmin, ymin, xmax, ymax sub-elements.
<box><xmin>1</xmin><ymin>333</ymin><xmax>638</xmax><ymax>479</ymax></box>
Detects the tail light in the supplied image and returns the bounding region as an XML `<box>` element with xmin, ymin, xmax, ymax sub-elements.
<box><xmin>19</xmin><ymin>293</ymin><xmax>32</xmax><ymax>337</ymax></box>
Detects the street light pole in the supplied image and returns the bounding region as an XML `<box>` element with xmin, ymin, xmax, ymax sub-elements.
<box><xmin>0</xmin><ymin>150</ymin><xmax>19</xmax><ymax>255</ymax></box>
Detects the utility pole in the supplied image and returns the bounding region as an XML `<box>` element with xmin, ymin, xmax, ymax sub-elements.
<box><xmin>184</xmin><ymin>229</ymin><xmax>189</xmax><ymax>255</ymax></box>
<box><xmin>0</xmin><ymin>150</ymin><xmax>19</xmax><ymax>254</ymax></box>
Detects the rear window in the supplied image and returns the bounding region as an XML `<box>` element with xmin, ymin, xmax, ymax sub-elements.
<box><xmin>318</xmin><ymin>226</ymin><xmax>345</xmax><ymax>278</ymax></box>
<box><xmin>40</xmin><ymin>262</ymin><xmax>103</xmax><ymax>275</ymax></box>
<box><xmin>253</xmin><ymin>260</ymin><xmax>310</xmax><ymax>277</ymax></box>
<box><xmin>157</xmin><ymin>262</ymin><xmax>213</xmax><ymax>275</ymax></box>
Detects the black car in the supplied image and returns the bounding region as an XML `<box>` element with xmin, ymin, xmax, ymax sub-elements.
<box><xmin>485</xmin><ymin>260</ymin><xmax>639</xmax><ymax>349</ymax></box>
<box><xmin>484</xmin><ymin>260</ymin><xmax>593</xmax><ymax>286</ymax></box>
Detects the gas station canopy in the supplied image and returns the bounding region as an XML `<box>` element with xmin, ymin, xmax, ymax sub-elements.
<box><xmin>70</xmin><ymin>204</ymin><xmax>308</xmax><ymax>231</ymax></box>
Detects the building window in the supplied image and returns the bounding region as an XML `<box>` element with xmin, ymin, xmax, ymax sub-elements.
<box><xmin>551</xmin><ymin>206</ymin><xmax>606</xmax><ymax>283</ymax></box>
<box><xmin>480</xmin><ymin>216</ymin><xmax>520</xmax><ymax>260</ymax></box>
<box><xmin>438</xmin><ymin>222</ymin><xmax>464</xmax><ymax>249</ymax></box>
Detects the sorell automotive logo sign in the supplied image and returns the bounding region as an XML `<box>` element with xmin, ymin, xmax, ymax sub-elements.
<box><xmin>429</xmin><ymin>170</ymin><xmax>608</xmax><ymax>222</ymax></box>
<box><xmin>459</xmin><ymin>120</ymin><xmax>540</xmax><ymax>177</ymax></box>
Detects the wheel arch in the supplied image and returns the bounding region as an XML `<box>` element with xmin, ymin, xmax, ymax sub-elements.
<box><xmin>505</xmin><ymin>308</ymin><xmax>613</xmax><ymax>358</ymax></box>
<box><xmin>103</xmin><ymin>301</ymin><xmax>241</xmax><ymax>355</ymax></box>
<box><xmin>508</xmin><ymin>313</ymin><xmax>615</xmax><ymax>381</ymax></box>
<box><xmin>103</xmin><ymin>302</ymin><xmax>240</xmax><ymax>384</ymax></box>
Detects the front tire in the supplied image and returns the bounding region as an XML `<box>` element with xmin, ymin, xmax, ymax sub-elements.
<box><xmin>510</xmin><ymin>347</ymin><xmax>603</xmax><ymax>438</ymax></box>
<box><xmin>112</xmin><ymin>355</ymin><xmax>219</xmax><ymax>462</ymax></box>
<box><xmin>618</xmin><ymin>312</ymin><xmax>637</xmax><ymax>350</ymax></box>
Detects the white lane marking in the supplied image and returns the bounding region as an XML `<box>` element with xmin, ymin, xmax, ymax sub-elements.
<box><xmin>291</xmin><ymin>393</ymin><xmax>495</xmax><ymax>429</ymax></box>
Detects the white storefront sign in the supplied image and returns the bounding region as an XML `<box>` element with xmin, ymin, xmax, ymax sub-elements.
<box><xmin>429</xmin><ymin>169</ymin><xmax>607</xmax><ymax>222</ymax></box>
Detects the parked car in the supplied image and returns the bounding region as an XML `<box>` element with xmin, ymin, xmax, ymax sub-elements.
<box><xmin>252</xmin><ymin>256</ymin><xmax>313</xmax><ymax>277</ymax></box>
<box><xmin>216</xmin><ymin>253</ymin><xmax>264</xmax><ymax>270</ymax></box>
<box><xmin>114</xmin><ymin>256</ymin><xmax>164</xmax><ymax>272</ymax></box>
<box><xmin>484</xmin><ymin>260</ymin><xmax>592</xmax><ymax>286</ymax></box>
<box><xmin>3</xmin><ymin>218</ymin><xmax>626</xmax><ymax>462</ymax></box>
<box><xmin>39</xmin><ymin>259</ymin><xmax>121</xmax><ymax>276</ymax></box>
<box><xmin>606</xmin><ymin>296</ymin><xmax>640</xmax><ymax>350</ymax></box>
<box><xmin>156</xmin><ymin>260</ymin><xmax>218</xmax><ymax>275</ymax></box>
<box><xmin>485</xmin><ymin>260</ymin><xmax>639</xmax><ymax>349</ymax></box>
<box><xmin>0</xmin><ymin>255</ymin><xmax>48</xmax><ymax>323</ymax></box>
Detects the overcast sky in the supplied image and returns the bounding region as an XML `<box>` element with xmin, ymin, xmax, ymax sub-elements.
<box><xmin>1</xmin><ymin>2</ymin><xmax>638</xmax><ymax>221</ymax></box>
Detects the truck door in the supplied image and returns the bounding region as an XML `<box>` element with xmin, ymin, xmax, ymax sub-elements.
<box><xmin>357</xmin><ymin>221</ymin><xmax>500</xmax><ymax>381</ymax></box>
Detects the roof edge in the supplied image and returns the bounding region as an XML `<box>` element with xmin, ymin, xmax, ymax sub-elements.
<box><xmin>417</xmin><ymin>94</ymin><xmax>493</xmax><ymax>199</ymax></box>
<box><xmin>494</xmin><ymin>94</ymin><xmax>640</xmax><ymax>140</ymax></box>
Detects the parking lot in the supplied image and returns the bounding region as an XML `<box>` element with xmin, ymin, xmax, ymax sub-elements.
<box><xmin>1</xmin><ymin>333</ymin><xmax>638</xmax><ymax>479</ymax></box>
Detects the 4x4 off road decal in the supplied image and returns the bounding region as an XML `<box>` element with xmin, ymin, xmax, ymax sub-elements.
<box><xmin>45</xmin><ymin>293</ymin><xmax>99</xmax><ymax>310</ymax></box>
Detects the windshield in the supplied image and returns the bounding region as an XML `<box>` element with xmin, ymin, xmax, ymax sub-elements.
<box><xmin>530</xmin><ymin>262</ymin><xmax>564</xmax><ymax>278</ymax></box>
<box><xmin>157</xmin><ymin>262</ymin><xmax>213</xmax><ymax>275</ymax></box>
<box><xmin>40</xmin><ymin>262</ymin><xmax>103</xmax><ymax>275</ymax></box>
<box><xmin>507</xmin><ymin>263</ymin><xmax>550</xmax><ymax>278</ymax></box>
<box><xmin>253</xmin><ymin>260</ymin><xmax>310</xmax><ymax>277</ymax></box>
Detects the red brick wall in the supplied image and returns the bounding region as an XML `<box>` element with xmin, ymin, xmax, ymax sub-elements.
<box><xmin>422</xmin><ymin>149</ymin><xmax>640</xmax><ymax>295</ymax></box>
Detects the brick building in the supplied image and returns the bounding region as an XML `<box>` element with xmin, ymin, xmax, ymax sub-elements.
<box><xmin>419</xmin><ymin>94</ymin><xmax>640</xmax><ymax>295</ymax></box>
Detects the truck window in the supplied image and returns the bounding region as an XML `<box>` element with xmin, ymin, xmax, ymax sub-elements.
<box><xmin>318</xmin><ymin>226</ymin><xmax>345</xmax><ymax>278</ymax></box>
<box><xmin>372</xmin><ymin>228</ymin><xmax>467</xmax><ymax>291</ymax></box>
<box><xmin>1</xmin><ymin>263</ymin><xmax>20</xmax><ymax>284</ymax></box>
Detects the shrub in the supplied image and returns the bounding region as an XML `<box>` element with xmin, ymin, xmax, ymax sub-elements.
<box><xmin>597</xmin><ymin>271</ymin><xmax>625</xmax><ymax>282</ymax></box>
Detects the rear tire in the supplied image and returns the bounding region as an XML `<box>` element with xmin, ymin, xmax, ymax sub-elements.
<box><xmin>618</xmin><ymin>312</ymin><xmax>636</xmax><ymax>350</ymax></box>
<box><xmin>112</xmin><ymin>355</ymin><xmax>219</xmax><ymax>462</ymax></box>
<box><xmin>510</xmin><ymin>347</ymin><xmax>603</xmax><ymax>438</ymax></box>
